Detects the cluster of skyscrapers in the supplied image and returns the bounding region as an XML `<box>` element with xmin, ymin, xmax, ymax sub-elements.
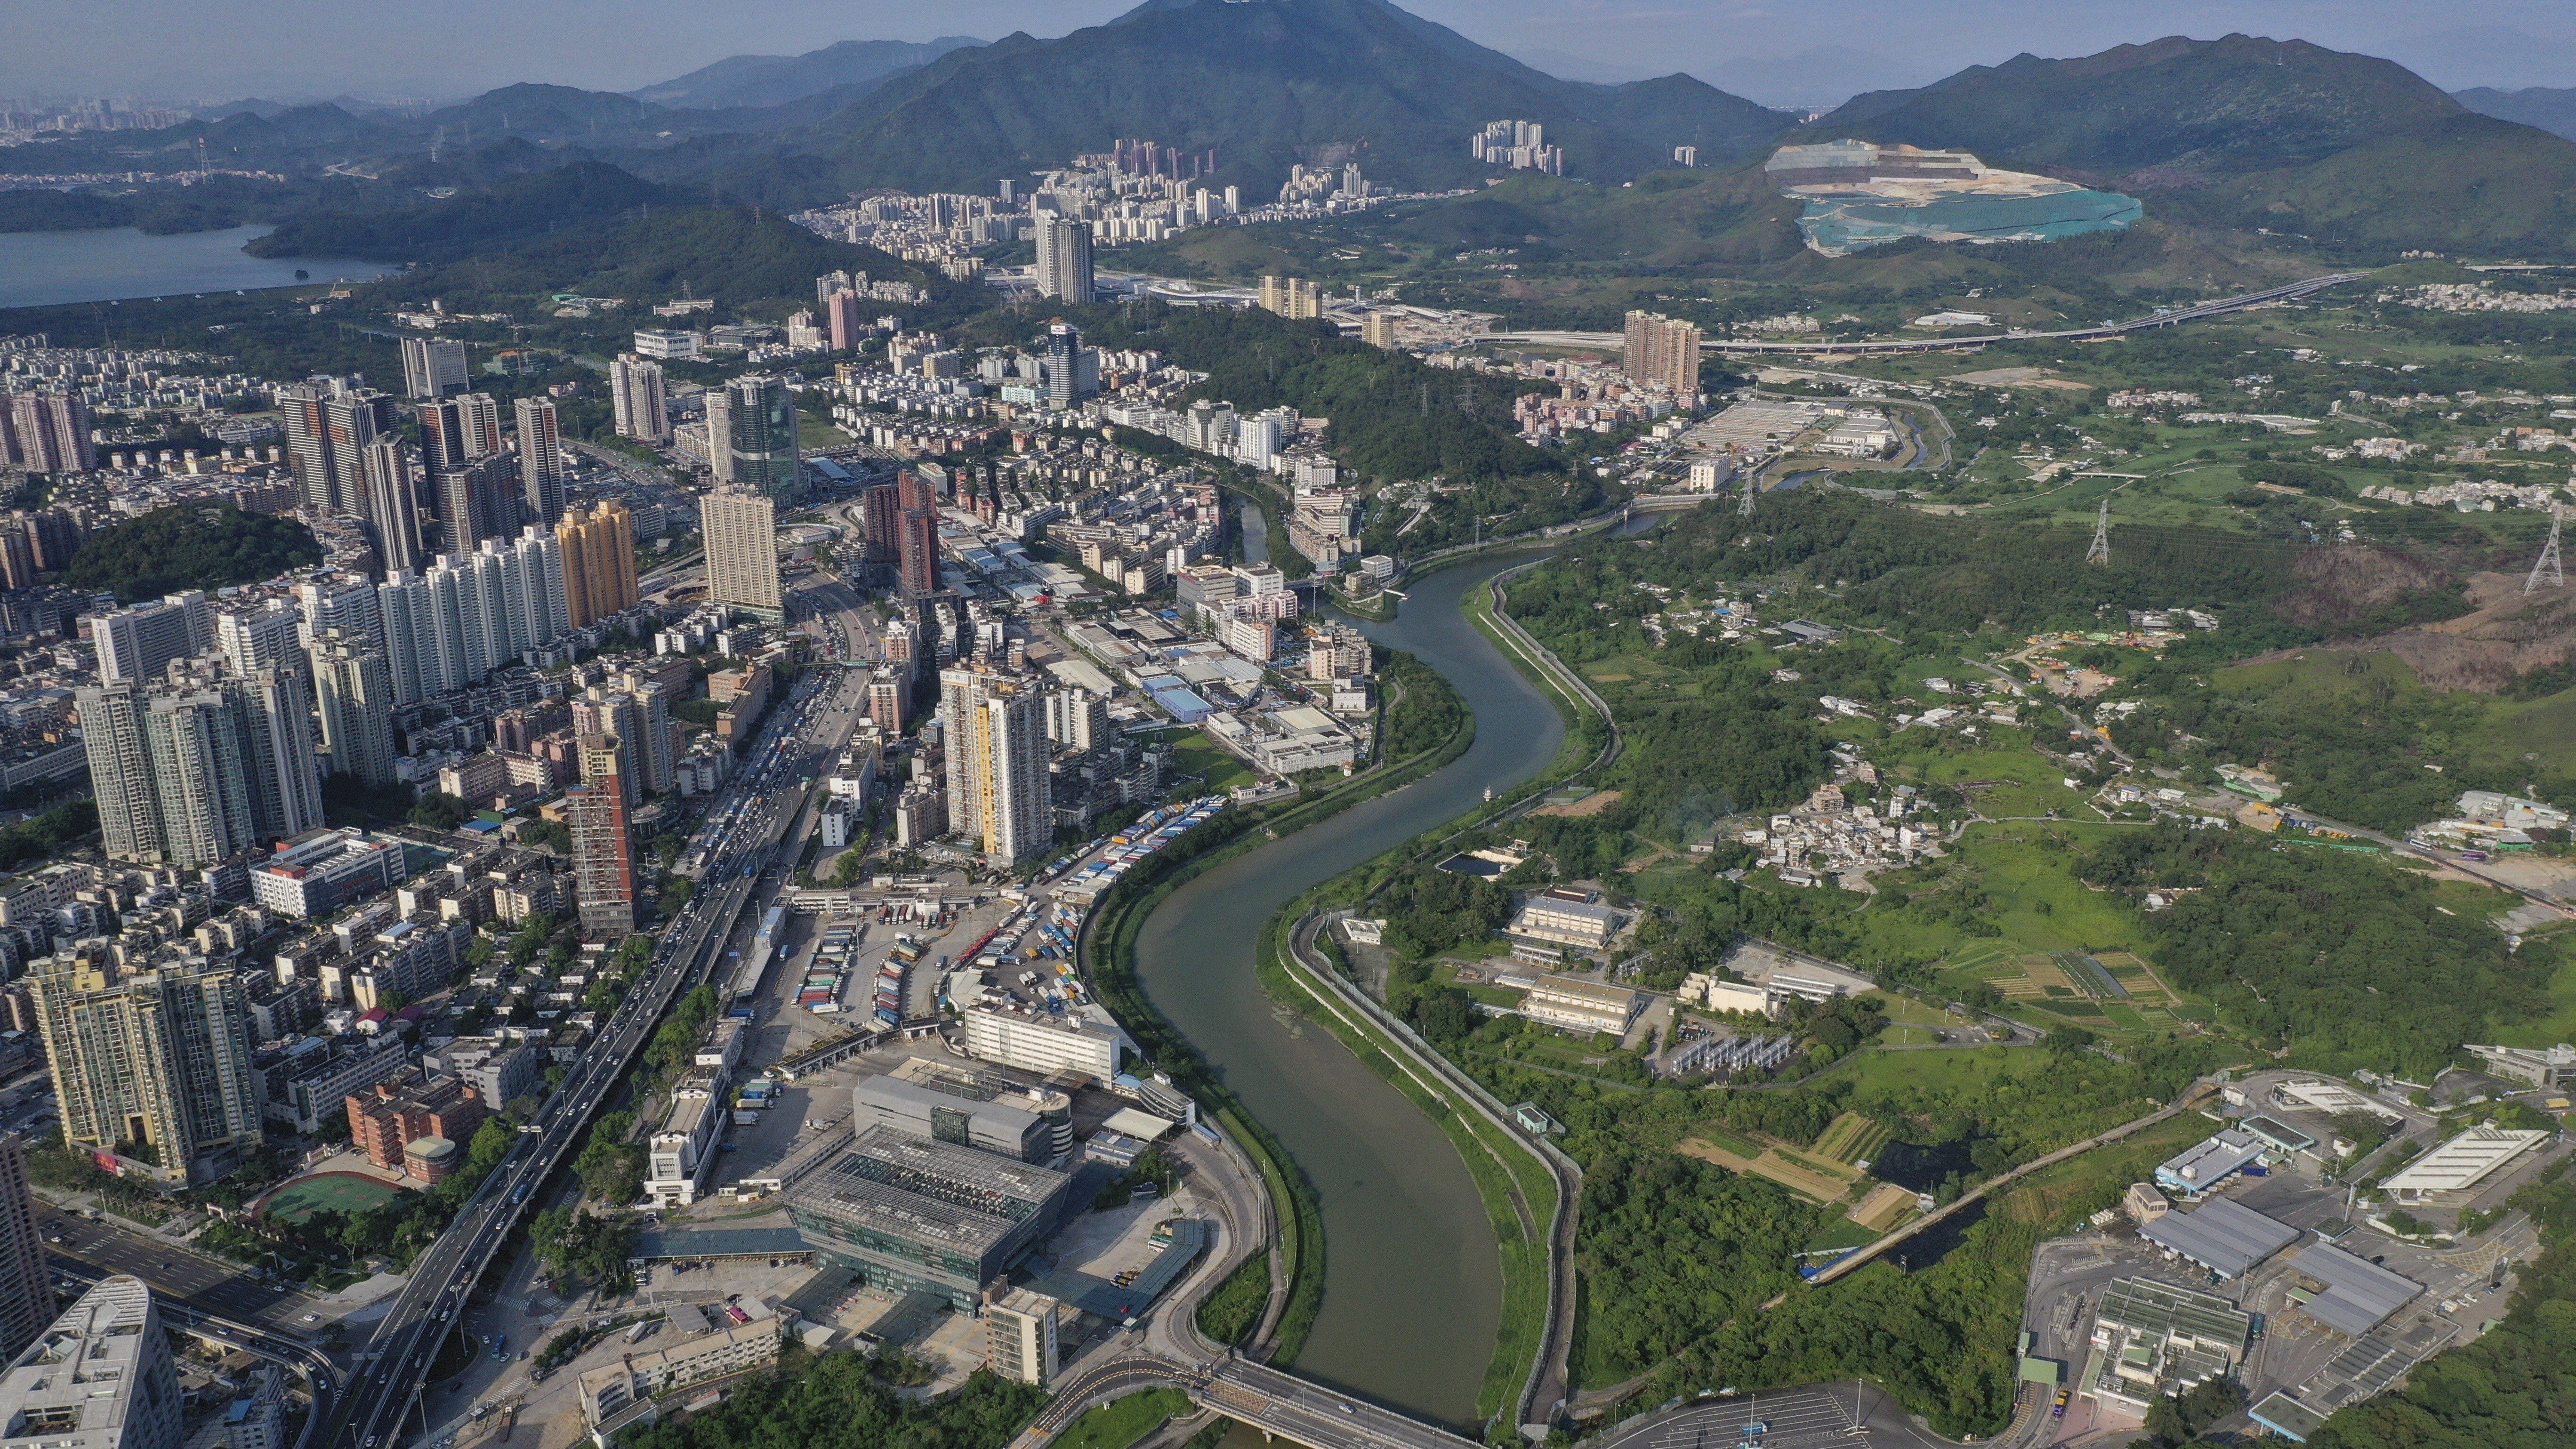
<box><xmin>276</xmin><ymin>378</ymin><xmax>571</xmax><ymax>580</ymax></box>
<box><xmin>74</xmin><ymin>495</ymin><xmax>639</xmax><ymax>866</ymax></box>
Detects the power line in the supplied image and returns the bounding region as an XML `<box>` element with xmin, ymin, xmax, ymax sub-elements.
<box><xmin>2084</xmin><ymin>498</ymin><xmax>2110</xmax><ymax>565</ymax></box>
<box><xmin>2527</xmin><ymin>502</ymin><xmax>2563</xmax><ymax>595</ymax></box>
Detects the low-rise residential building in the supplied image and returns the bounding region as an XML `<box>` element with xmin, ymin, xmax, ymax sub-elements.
<box><xmin>250</xmin><ymin>830</ymin><xmax>405</xmax><ymax>918</ymax></box>
<box><xmin>576</xmin><ymin>1312</ymin><xmax>784</xmax><ymax>1430</ymax></box>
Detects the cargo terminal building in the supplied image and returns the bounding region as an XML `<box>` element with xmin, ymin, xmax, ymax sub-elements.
<box><xmin>781</xmin><ymin>1123</ymin><xmax>1073</xmax><ymax>1309</ymax></box>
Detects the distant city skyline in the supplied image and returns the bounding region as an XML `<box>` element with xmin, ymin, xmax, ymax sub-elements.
<box><xmin>6</xmin><ymin>1</ymin><xmax>2576</xmax><ymax>108</ymax></box>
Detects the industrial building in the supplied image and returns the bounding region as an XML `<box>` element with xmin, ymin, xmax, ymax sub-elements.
<box><xmin>959</xmin><ymin>1002</ymin><xmax>1127</xmax><ymax>1083</ymax></box>
<box><xmin>2082</xmin><ymin>1278</ymin><xmax>2248</xmax><ymax>1414</ymax></box>
<box><xmin>852</xmin><ymin>1070</ymin><xmax>1068</xmax><ymax>1164</ymax></box>
<box><xmin>2379</xmin><ymin>1123</ymin><xmax>2550</xmax><ymax>1204</ymax></box>
<box><xmin>781</xmin><ymin>1124</ymin><xmax>1073</xmax><ymax>1308</ymax></box>
<box><xmin>1505</xmin><ymin>890</ymin><xmax>1625</xmax><ymax>951</ymax></box>
<box><xmin>2139</xmin><ymin>1196</ymin><xmax>2301</xmax><ymax>1278</ymax></box>
<box><xmin>0</xmin><ymin>1277</ymin><xmax>181</xmax><ymax>1449</ymax></box>
<box><xmin>2153</xmin><ymin>1128</ymin><xmax>2268</xmax><ymax>1198</ymax></box>
<box><xmin>1516</xmin><ymin>974</ymin><xmax>1642</xmax><ymax>1036</ymax></box>
<box><xmin>2464</xmin><ymin>1042</ymin><xmax>2576</xmax><ymax>1087</ymax></box>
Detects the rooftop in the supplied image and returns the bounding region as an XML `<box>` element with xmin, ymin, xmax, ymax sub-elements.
<box><xmin>2156</xmin><ymin>1128</ymin><xmax>2266</xmax><ymax>1191</ymax></box>
<box><xmin>2380</xmin><ymin>1124</ymin><xmax>2550</xmax><ymax>1199</ymax></box>
<box><xmin>2288</xmin><ymin>1241</ymin><xmax>2424</xmax><ymax>1337</ymax></box>
<box><xmin>783</xmin><ymin>1124</ymin><xmax>1068</xmax><ymax>1255</ymax></box>
<box><xmin>0</xmin><ymin>1275</ymin><xmax>166</xmax><ymax>1448</ymax></box>
<box><xmin>2139</xmin><ymin>1196</ymin><xmax>2302</xmax><ymax>1278</ymax></box>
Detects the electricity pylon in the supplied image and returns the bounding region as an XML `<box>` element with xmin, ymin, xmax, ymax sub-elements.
<box><xmin>2085</xmin><ymin>498</ymin><xmax>2111</xmax><ymax>565</ymax></box>
<box><xmin>2528</xmin><ymin>502</ymin><xmax>2564</xmax><ymax>594</ymax></box>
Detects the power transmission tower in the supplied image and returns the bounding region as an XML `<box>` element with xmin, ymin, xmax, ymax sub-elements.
<box><xmin>2085</xmin><ymin>498</ymin><xmax>2111</xmax><ymax>565</ymax></box>
<box><xmin>2528</xmin><ymin>502</ymin><xmax>2565</xmax><ymax>594</ymax></box>
<box><xmin>1739</xmin><ymin>473</ymin><xmax>1757</xmax><ymax>516</ymax></box>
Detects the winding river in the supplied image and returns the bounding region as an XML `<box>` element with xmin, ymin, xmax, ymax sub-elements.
<box><xmin>1132</xmin><ymin>537</ymin><xmax>1586</xmax><ymax>1426</ymax></box>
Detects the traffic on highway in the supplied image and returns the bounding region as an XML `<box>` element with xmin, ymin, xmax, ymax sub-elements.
<box><xmin>324</xmin><ymin>578</ymin><xmax>876</xmax><ymax>1449</ymax></box>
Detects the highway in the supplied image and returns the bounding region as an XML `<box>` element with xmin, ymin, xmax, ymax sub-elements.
<box><xmin>1483</xmin><ymin>274</ymin><xmax>2365</xmax><ymax>355</ymax></box>
<box><xmin>324</xmin><ymin>573</ymin><xmax>876</xmax><ymax>1449</ymax></box>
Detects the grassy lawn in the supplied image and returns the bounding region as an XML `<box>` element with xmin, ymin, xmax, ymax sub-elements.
<box><xmin>1147</xmin><ymin>728</ymin><xmax>1258</xmax><ymax>793</ymax></box>
<box><xmin>1055</xmin><ymin>1389</ymin><xmax>1194</xmax><ymax>1449</ymax></box>
<box><xmin>1870</xmin><ymin>728</ymin><xmax>2095</xmax><ymax>821</ymax></box>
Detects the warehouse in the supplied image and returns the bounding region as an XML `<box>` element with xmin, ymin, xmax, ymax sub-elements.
<box><xmin>850</xmin><ymin>1072</ymin><xmax>1056</xmax><ymax>1163</ymax></box>
<box><xmin>2154</xmin><ymin>1128</ymin><xmax>2268</xmax><ymax>1198</ymax></box>
<box><xmin>2283</xmin><ymin>1242</ymin><xmax>2424</xmax><ymax>1337</ymax></box>
<box><xmin>2139</xmin><ymin>1196</ymin><xmax>2302</xmax><ymax>1279</ymax></box>
<box><xmin>2379</xmin><ymin>1123</ymin><xmax>2549</xmax><ymax>1204</ymax></box>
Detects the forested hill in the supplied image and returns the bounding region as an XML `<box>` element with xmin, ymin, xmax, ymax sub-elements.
<box><xmin>61</xmin><ymin>505</ymin><xmax>321</xmax><ymax>602</ymax></box>
<box><xmin>779</xmin><ymin>0</ymin><xmax>1785</xmax><ymax>195</ymax></box>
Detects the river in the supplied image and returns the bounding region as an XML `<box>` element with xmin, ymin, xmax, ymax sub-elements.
<box><xmin>0</xmin><ymin>225</ymin><xmax>395</xmax><ymax>309</ymax></box>
<box><xmin>1132</xmin><ymin>535</ymin><xmax>1590</xmax><ymax>1426</ymax></box>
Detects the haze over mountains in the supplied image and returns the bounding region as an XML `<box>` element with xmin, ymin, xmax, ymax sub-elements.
<box><xmin>16</xmin><ymin>0</ymin><xmax>2576</xmax><ymax>264</ymax></box>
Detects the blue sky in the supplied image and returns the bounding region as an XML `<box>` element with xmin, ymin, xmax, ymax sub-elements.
<box><xmin>5</xmin><ymin>0</ymin><xmax>2575</xmax><ymax>105</ymax></box>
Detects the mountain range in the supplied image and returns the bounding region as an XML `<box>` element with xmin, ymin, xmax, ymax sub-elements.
<box><xmin>639</xmin><ymin>0</ymin><xmax>1792</xmax><ymax>198</ymax></box>
<box><xmin>626</xmin><ymin>36</ymin><xmax>985</xmax><ymax>110</ymax></box>
<box><xmin>16</xmin><ymin>6</ymin><xmax>2576</xmax><ymax>270</ymax></box>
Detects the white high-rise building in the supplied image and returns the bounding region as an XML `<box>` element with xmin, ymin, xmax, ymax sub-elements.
<box><xmin>609</xmin><ymin>354</ymin><xmax>669</xmax><ymax>443</ymax></box>
<box><xmin>0</xmin><ymin>1277</ymin><xmax>181</xmax><ymax>1449</ymax></box>
<box><xmin>310</xmin><ymin>631</ymin><xmax>398</xmax><ymax>788</ymax></box>
<box><xmin>87</xmin><ymin>592</ymin><xmax>211</xmax><ymax>684</ymax></box>
<box><xmin>375</xmin><ymin>526</ymin><xmax>567</xmax><ymax>705</ymax></box>
<box><xmin>1033</xmin><ymin>213</ymin><xmax>1094</xmax><ymax>304</ymax></box>
<box><xmin>293</xmin><ymin>573</ymin><xmax>386</xmax><ymax>656</ymax></box>
<box><xmin>939</xmin><ymin>666</ymin><xmax>1050</xmax><ymax>861</ymax></box>
<box><xmin>77</xmin><ymin>663</ymin><xmax>322</xmax><ymax>867</ymax></box>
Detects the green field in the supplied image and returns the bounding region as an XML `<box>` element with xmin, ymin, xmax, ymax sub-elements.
<box><xmin>1054</xmin><ymin>1389</ymin><xmax>1193</xmax><ymax>1449</ymax></box>
<box><xmin>1148</xmin><ymin>728</ymin><xmax>1257</xmax><ymax>793</ymax></box>
<box><xmin>1813</xmin><ymin>1112</ymin><xmax>1897</xmax><ymax>1165</ymax></box>
<box><xmin>259</xmin><ymin>1172</ymin><xmax>405</xmax><ymax>1224</ymax></box>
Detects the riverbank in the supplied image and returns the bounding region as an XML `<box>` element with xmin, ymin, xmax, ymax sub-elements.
<box><xmin>1077</xmin><ymin>656</ymin><xmax>1483</xmax><ymax>1367</ymax></box>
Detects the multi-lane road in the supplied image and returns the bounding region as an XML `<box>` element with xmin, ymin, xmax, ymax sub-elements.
<box><xmin>325</xmin><ymin>575</ymin><xmax>877</xmax><ymax>1449</ymax></box>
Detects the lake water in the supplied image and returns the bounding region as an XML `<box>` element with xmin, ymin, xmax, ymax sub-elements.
<box><xmin>0</xmin><ymin>225</ymin><xmax>396</xmax><ymax>309</ymax></box>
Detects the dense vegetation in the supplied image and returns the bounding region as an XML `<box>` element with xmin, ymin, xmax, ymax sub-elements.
<box><xmin>619</xmin><ymin>1345</ymin><xmax>1044</xmax><ymax>1449</ymax></box>
<box><xmin>1456</xmin><ymin>1033</ymin><xmax>2225</xmax><ymax>1434</ymax></box>
<box><xmin>246</xmin><ymin>161</ymin><xmax>673</xmax><ymax>263</ymax></box>
<box><xmin>1027</xmin><ymin>300</ymin><xmax>1578</xmax><ymax>526</ymax></box>
<box><xmin>60</xmin><ymin>504</ymin><xmax>321</xmax><ymax>602</ymax></box>
<box><xmin>1376</xmin><ymin>651</ymin><xmax>1465</xmax><ymax>763</ymax></box>
<box><xmin>2077</xmin><ymin>824</ymin><xmax>2552</xmax><ymax>1075</ymax></box>
<box><xmin>0</xmin><ymin>799</ymin><xmax>99</xmax><ymax>873</ymax></box>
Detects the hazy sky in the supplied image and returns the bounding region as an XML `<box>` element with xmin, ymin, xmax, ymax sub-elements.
<box><xmin>6</xmin><ymin>0</ymin><xmax>2576</xmax><ymax>107</ymax></box>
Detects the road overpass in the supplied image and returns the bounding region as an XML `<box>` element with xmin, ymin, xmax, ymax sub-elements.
<box><xmin>1483</xmin><ymin>273</ymin><xmax>2364</xmax><ymax>356</ymax></box>
<box><xmin>1014</xmin><ymin>1354</ymin><xmax>1484</xmax><ymax>1449</ymax></box>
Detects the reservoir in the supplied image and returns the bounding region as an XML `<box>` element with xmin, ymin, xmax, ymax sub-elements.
<box><xmin>1131</xmin><ymin>546</ymin><xmax>1576</xmax><ymax>1426</ymax></box>
<box><xmin>0</xmin><ymin>225</ymin><xmax>395</xmax><ymax>309</ymax></box>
